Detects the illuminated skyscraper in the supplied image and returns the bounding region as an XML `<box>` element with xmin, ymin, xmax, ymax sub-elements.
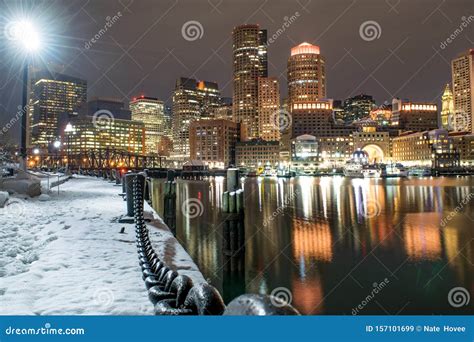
<box><xmin>130</xmin><ymin>96</ymin><xmax>165</xmax><ymax>155</ymax></box>
<box><xmin>287</xmin><ymin>42</ymin><xmax>326</xmax><ymax>113</ymax></box>
<box><xmin>172</xmin><ymin>77</ymin><xmax>221</xmax><ymax>161</ymax></box>
<box><xmin>29</xmin><ymin>69</ymin><xmax>87</xmax><ymax>148</ymax></box>
<box><xmin>258</xmin><ymin>77</ymin><xmax>280</xmax><ymax>141</ymax></box>
<box><xmin>441</xmin><ymin>84</ymin><xmax>454</xmax><ymax>131</ymax></box>
<box><xmin>232</xmin><ymin>24</ymin><xmax>268</xmax><ymax>138</ymax></box>
<box><xmin>452</xmin><ymin>49</ymin><xmax>474</xmax><ymax>132</ymax></box>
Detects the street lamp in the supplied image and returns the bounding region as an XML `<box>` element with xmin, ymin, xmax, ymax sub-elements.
<box><xmin>7</xmin><ymin>20</ymin><xmax>42</xmax><ymax>171</ymax></box>
<box><xmin>64</xmin><ymin>123</ymin><xmax>74</xmax><ymax>173</ymax></box>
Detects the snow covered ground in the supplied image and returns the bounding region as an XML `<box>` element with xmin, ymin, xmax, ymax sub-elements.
<box><xmin>0</xmin><ymin>176</ymin><xmax>204</xmax><ymax>315</ymax></box>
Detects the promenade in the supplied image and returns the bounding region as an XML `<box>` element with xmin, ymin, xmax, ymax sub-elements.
<box><xmin>0</xmin><ymin>176</ymin><xmax>203</xmax><ymax>315</ymax></box>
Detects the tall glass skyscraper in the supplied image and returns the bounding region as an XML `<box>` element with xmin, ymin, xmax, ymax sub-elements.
<box><xmin>28</xmin><ymin>69</ymin><xmax>87</xmax><ymax>148</ymax></box>
<box><xmin>232</xmin><ymin>24</ymin><xmax>268</xmax><ymax>139</ymax></box>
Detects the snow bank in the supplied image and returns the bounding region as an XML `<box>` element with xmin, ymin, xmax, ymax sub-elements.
<box><xmin>0</xmin><ymin>176</ymin><xmax>203</xmax><ymax>315</ymax></box>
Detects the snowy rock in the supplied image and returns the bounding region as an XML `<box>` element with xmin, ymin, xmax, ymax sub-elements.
<box><xmin>38</xmin><ymin>194</ymin><xmax>50</xmax><ymax>202</ymax></box>
<box><xmin>0</xmin><ymin>191</ymin><xmax>8</xmax><ymax>208</ymax></box>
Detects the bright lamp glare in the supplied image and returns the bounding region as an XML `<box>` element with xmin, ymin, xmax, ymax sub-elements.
<box><xmin>6</xmin><ymin>20</ymin><xmax>41</xmax><ymax>52</ymax></box>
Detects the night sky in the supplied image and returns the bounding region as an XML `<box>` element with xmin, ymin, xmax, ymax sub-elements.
<box><xmin>1</xmin><ymin>0</ymin><xmax>473</xmax><ymax>142</ymax></box>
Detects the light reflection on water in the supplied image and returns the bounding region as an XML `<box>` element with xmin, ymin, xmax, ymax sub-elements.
<box><xmin>151</xmin><ymin>176</ymin><xmax>474</xmax><ymax>315</ymax></box>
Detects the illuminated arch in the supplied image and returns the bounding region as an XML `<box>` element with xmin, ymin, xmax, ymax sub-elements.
<box><xmin>362</xmin><ymin>144</ymin><xmax>384</xmax><ymax>163</ymax></box>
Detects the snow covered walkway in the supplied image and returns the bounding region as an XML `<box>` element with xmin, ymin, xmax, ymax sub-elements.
<box><xmin>0</xmin><ymin>176</ymin><xmax>203</xmax><ymax>315</ymax></box>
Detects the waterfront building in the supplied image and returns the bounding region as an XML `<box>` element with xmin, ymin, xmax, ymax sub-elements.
<box><xmin>441</xmin><ymin>84</ymin><xmax>455</xmax><ymax>131</ymax></box>
<box><xmin>353</xmin><ymin>124</ymin><xmax>391</xmax><ymax>163</ymax></box>
<box><xmin>450</xmin><ymin>132</ymin><xmax>474</xmax><ymax>167</ymax></box>
<box><xmin>452</xmin><ymin>49</ymin><xmax>474</xmax><ymax>132</ymax></box>
<box><xmin>291</xmin><ymin>99</ymin><xmax>353</xmax><ymax>167</ymax></box>
<box><xmin>64</xmin><ymin>116</ymin><xmax>145</xmax><ymax>156</ymax></box>
<box><xmin>172</xmin><ymin>77</ymin><xmax>221</xmax><ymax>161</ymax></box>
<box><xmin>287</xmin><ymin>42</ymin><xmax>326</xmax><ymax>113</ymax></box>
<box><xmin>392</xmin><ymin>129</ymin><xmax>459</xmax><ymax>169</ymax></box>
<box><xmin>130</xmin><ymin>96</ymin><xmax>165</xmax><ymax>155</ymax></box>
<box><xmin>28</xmin><ymin>69</ymin><xmax>87</xmax><ymax>149</ymax></box>
<box><xmin>342</xmin><ymin>94</ymin><xmax>375</xmax><ymax>123</ymax></box>
<box><xmin>232</xmin><ymin>24</ymin><xmax>268</xmax><ymax>138</ymax></box>
<box><xmin>258</xmin><ymin>77</ymin><xmax>281</xmax><ymax>141</ymax></box>
<box><xmin>86</xmin><ymin>97</ymin><xmax>131</xmax><ymax>120</ymax></box>
<box><xmin>189</xmin><ymin>119</ymin><xmax>243</xmax><ymax>168</ymax></box>
<box><xmin>393</xmin><ymin>99</ymin><xmax>438</xmax><ymax>132</ymax></box>
<box><xmin>290</xmin><ymin>134</ymin><xmax>320</xmax><ymax>173</ymax></box>
<box><xmin>235</xmin><ymin>139</ymin><xmax>279</xmax><ymax>170</ymax></box>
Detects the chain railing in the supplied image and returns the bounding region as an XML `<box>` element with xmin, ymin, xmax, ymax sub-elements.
<box><xmin>129</xmin><ymin>172</ymin><xmax>300</xmax><ymax>316</ymax></box>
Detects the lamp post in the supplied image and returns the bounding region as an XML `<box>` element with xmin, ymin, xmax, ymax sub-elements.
<box><xmin>64</xmin><ymin>123</ymin><xmax>73</xmax><ymax>174</ymax></box>
<box><xmin>7</xmin><ymin>20</ymin><xmax>41</xmax><ymax>171</ymax></box>
<box><xmin>53</xmin><ymin>140</ymin><xmax>61</xmax><ymax>172</ymax></box>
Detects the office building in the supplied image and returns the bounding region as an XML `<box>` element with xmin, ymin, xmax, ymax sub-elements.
<box><xmin>393</xmin><ymin>99</ymin><xmax>438</xmax><ymax>132</ymax></box>
<box><xmin>392</xmin><ymin>129</ymin><xmax>459</xmax><ymax>168</ymax></box>
<box><xmin>172</xmin><ymin>77</ymin><xmax>221</xmax><ymax>161</ymax></box>
<box><xmin>189</xmin><ymin>119</ymin><xmax>243</xmax><ymax>168</ymax></box>
<box><xmin>130</xmin><ymin>96</ymin><xmax>166</xmax><ymax>155</ymax></box>
<box><xmin>64</xmin><ymin>116</ymin><xmax>145</xmax><ymax>156</ymax></box>
<box><xmin>28</xmin><ymin>69</ymin><xmax>87</xmax><ymax>148</ymax></box>
<box><xmin>86</xmin><ymin>97</ymin><xmax>131</xmax><ymax>120</ymax></box>
<box><xmin>452</xmin><ymin>49</ymin><xmax>474</xmax><ymax>132</ymax></box>
<box><xmin>288</xmin><ymin>42</ymin><xmax>326</xmax><ymax>113</ymax></box>
<box><xmin>343</xmin><ymin>94</ymin><xmax>376</xmax><ymax>123</ymax></box>
<box><xmin>258</xmin><ymin>77</ymin><xmax>281</xmax><ymax>141</ymax></box>
<box><xmin>232</xmin><ymin>24</ymin><xmax>268</xmax><ymax>138</ymax></box>
<box><xmin>235</xmin><ymin>139</ymin><xmax>279</xmax><ymax>169</ymax></box>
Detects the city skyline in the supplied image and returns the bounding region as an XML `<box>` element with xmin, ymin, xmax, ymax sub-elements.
<box><xmin>1</xmin><ymin>0</ymin><xmax>473</xmax><ymax>141</ymax></box>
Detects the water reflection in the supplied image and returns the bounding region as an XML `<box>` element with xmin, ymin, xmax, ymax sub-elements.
<box><xmin>151</xmin><ymin>176</ymin><xmax>474</xmax><ymax>314</ymax></box>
